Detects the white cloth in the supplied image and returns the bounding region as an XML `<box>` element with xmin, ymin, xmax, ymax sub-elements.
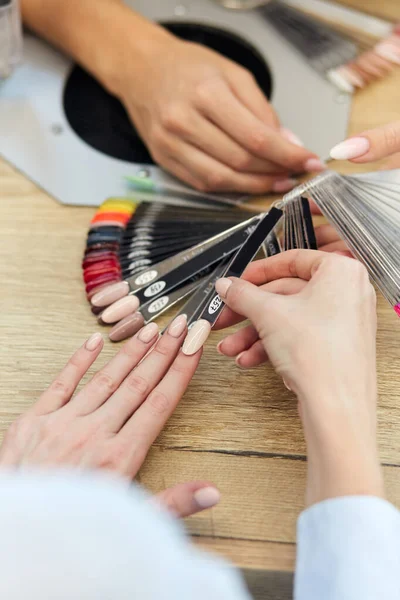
<box><xmin>0</xmin><ymin>471</ymin><xmax>398</xmax><ymax>599</ymax></box>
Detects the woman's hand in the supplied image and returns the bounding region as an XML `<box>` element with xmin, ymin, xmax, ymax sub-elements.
<box><xmin>115</xmin><ymin>35</ymin><xmax>323</xmax><ymax>194</ymax></box>
<box><xmin>330</xmin><ymin>120</ymin><xmax>400</xmax><ymax>168</ymax></box>
<box><xmin>215</xmin><ymin>250</ymin><xmax>384</xmax><ymax>505</ymax></box>
<box><xmin>0</xmin><ymin>317</ymin><xmax>220</xmax><ymax>518</ymax></box>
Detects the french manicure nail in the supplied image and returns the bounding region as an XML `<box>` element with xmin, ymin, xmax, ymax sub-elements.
<box><xmin>182</xmin><ymin>319</ymin><xmax>211</xmax><ymax>356</ymax></box>
<box><xmin>91</xmin><ymin>281</ymin><xmax>129</xmax><ymax>307</ymax></box>
<box><xmin>215</xmin><ymin>278</ymin><xmax>232</xmax><ymax>299</ymax></box>
<box><xmin>329</xmin><ymin>137</ymin><xmax>370</xmax><ymax>160</ymax></box>
<box><xmin>101</xmin><ymin>295</ymin><xmax>140</xmax><ymax>324</ymax></box>
<box><xmin>85</xmin><ymin>332</ymin><xmax>103</xmax><ymax>351</ymax></box>
<box><xmin>272</xmin><ymin>178</ymin><xmax>298</xmax><ymax>193</ymax></box>
<box><xmin>194</xmin><ymin>487</ymin><xmax>221</xmax><ymax>509</ymax></box>
<box><xmin>138</xmin><ymin>322</ymin><xmax>159</xmax><ymax>343</ymax></box>
<box><xmin>168</xmin><ymin>314</ymin><xmax>187</xmax><ymax>338</ymax></box>
<box><xmin>304</xmin><ymin>158</ymin><xmax>326</xmax><ymax>172</ymax></box>
<box><xmin>280</xmin><ymin>128</ymin><xmax>304</xmax><ymax>147</ymax></box>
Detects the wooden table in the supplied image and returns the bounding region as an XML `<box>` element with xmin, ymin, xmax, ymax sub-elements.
<box><xmin>1</xmin><ymin>3</ymin><xmax>399</xmax><ymax>598</ymax></box>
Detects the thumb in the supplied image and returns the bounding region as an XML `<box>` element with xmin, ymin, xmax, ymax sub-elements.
<box><xmin>152</xmin><ymin>481</ymin><xmax>220</xmax><ymax>518</ymax></box>
<box><xmin>215</xmin><ymin>277</ymin><xmax>270</xmax><ymax>325</ymax></box>
<box><xmin>330</xmin><ymin>120</ymin><xmax>400</xmax><ymax>163</ymax></box>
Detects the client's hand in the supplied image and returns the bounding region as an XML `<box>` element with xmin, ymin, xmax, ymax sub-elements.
<box><xmin>215</xmin><ymin>250</ymin><xmax>384</xmax><ymax>505</ymax></box>
<box><xmin>117</xmin><ymin>36</ymin><xmax>323</xmax><ymax>193</ymax></box>
<box><xmin>330</xmin><ymin>119</ymin><xmax>400</xmax><ymax>168</ymax></box>
<box><xmin>0</xmin><ymin>317</ymin><xmax>219</xmax><ymax>518</ymax></box>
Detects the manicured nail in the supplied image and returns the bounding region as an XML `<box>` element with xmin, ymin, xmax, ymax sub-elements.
<box><xmin>271</xmin><ymin>178</ymin><xmax>298</xmax><ymax>193</ymax></box>
<box><xmin>101</xmin><ymin>295</ymin><xmax>140</xmax><ymax>324</ymax></box>
<box><xmin>235</xmin><ymin>351</ymin><xmax>246</xmax><ymax>369</ymax></box>
<box><xmin>330</xmin><ymin>137</ymin><xmax>370</xmax><ymax>160</ymax></box>
<box><xmin>282</xmin><ymin>378</ymin><xmax>292</xmax><ymax>391</ymax></box>
<box><xmin>304</xmin><ymin>158</ymin><xmax>326</xmax><ymax>172</ymax></box>
<box><xmin>168</xmin><ymin>314</ymin><xmax>187</xmax><ymax>338</ymax></box>
<box><xmin>194</xmin><ymin>487</ymin><xmax>221</xmax><ymax>509</ymax></box>
<box><xmin>215</xmin><ymin>278</ymin><xmax>232</xmax><ymax>299</ymax></box>
<box><xmin>138</xmin><ymin>322</ymin><xmax>159</xmax><ymax>343</ymax></box>
<box><xmin>280</xmin><ymin>128</ymin><xmax>304</xmax><ymax>147</ymax></box>
<box><xmin>216</xmin><ymin>340</ymin><xmax>224</xmax><ymax>355</ymax></box>
<box><xmin>182</xmin><ymin>319</ymin><xmax>212</xmax><ymax>356</ymax></box>
<box><xmin>338</xmin><ymin>65</ymin><xmax>365</xmax><ymax>87</ymax></box>
<box><xmin>375</xmin><ymin>43</ymin><xmax>400</xmax><ymax>65</ymax></box>
<box><xmin>109</xmin><ymin>312</ymin><xmax>145</xmax><ymax>343</ymax></box>
<box><xmin>327</xmin><ymin>68</ymin><xmax>354</xmax><ymax>93</ymax></box>
<box><xmin>91</xmin><ymin>281</ymin><xmax>129</xmax><ymax>307</ymax></box>
<box><xmin>85</xmin><ymin>332</ymin><xmax>103</xmax><ymax>351</ymax></box>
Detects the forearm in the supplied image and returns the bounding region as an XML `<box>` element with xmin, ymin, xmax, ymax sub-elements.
<box><xmin>20</xmin><ymin>0</ymin><xmax>173</xmax><ymax>95</ymax></box>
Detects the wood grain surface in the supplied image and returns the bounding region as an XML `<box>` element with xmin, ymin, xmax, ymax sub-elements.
<box><xmin>0</xmin><ymin>2</ymin><xmax>399</xmax><ymax>597</ymax></box>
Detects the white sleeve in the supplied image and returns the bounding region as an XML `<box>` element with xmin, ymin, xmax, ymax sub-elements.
<box><xmin>0</xmin><ymin>470</ymin><xmax>252</xmax><ymax>600</ymax></box>
<box><xmin>295</xmin><ymin>496</ymin><xmax>400</xmax><ymax>600</ymax></box>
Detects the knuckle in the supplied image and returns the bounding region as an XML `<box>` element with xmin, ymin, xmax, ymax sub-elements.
<box><xmin>204</xmin><ymin>170</ymin><xmax>227</xmax><ymax>191</ymax></box>
<box><xmin>194</xmin><ymin>80</ymin><xmax>215</xmax><ymax>107</ymax></box>
<box><xmin>383</xmin><ymin>125</ymin><xmax>400</xmax><ymax>153</ymax></box>
<box><xmin>151</xmin><ymin>342</ymin><xmax>171</xmax><ymax>358</ymax></box>
<box><xmin>231</xmin><ymin>152</ymin><xmax>252</xmax><ymax>172</ymax></box>
<box><xmin>92</xmin><ymin>371</ymin><xmax>117</xmax><ymax>394</ymax></box>
<box><xmin>160</xmin><ymin>105</ymin><xmax>187</xmax><ymax>133</ymax></box>
<box><xmin>248</xmin><ymin>130</ymin><xmax>266</xmax><ymax>154</ymax></box>
<box><xmin>125</xmin><ymin>373</ymin><xmax>148</xmax><ymax>395</ymax></box>
<box><xmin>49</xmin><ymin>378</ymin><xmax>73</xmax><ymax>398</ymax></box>
<box><xmin>148</xmin><ymin>391</ymin><xmax>170</xmax><ymax>416</ymax></box>
<box><xmin>169</xmin><ymin>354</ymin><xmax>190</xmax><ymax>375</ymax></box>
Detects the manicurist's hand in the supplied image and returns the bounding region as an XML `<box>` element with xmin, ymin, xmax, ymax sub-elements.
<box><xmin>0</xmin><ymin>317</ymin><xmax>220</xmax><ymax>518</ymax></box>
<box><xmin>22</xmin><ymin>0</ymin><xmax>323</xmax><ymax>194</ymax></box>
<box><xmin>215</xmin><ymin>250</ymin><xmax>384</xmax><ymax>506</ymax></box>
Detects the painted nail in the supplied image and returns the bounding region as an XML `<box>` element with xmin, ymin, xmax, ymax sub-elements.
<box><xmin>91</xmin><ymin>281</ymin><xmax>129</xmax><ymax>307</ymax></box>
<box><xmin>193</xmin><ymin>487</ymin><xmax>221</xmax><ymax>509</ymax></box>
<box><xmin>329</xmin><ymin>137</ymin><xmax>370</xmax><ymax>160</ymax></box>
<box><xmin>280</xmin><ymin>128</ymin><xmax>304</xmax><ymax>147</ymax></box>
<box><xmin>138</xmin><ymin>322</ymin><xmax>159</xmax><ymax>343</ymax></box>
<box><xmin>109</xmin><ymin>312</ymin><xmax>145</xmax><ymax>342</ymax></box>
<box><xmin>101</xmin><ymin>295</ymin><xmax>140</xmax><ymax>324</ymax></box>
<box><xmin>168</xmin><ymin>314</ymin><xmax>187</xmax><ymax>338</ymax></box>
<box><xmin>85</xmin><ymin>332</ymin><xmax>103</xmax><ymax>351</ymax></box>
<box><xmin>272</xmin><ymin>178</ymin><xmax>298</xmax><ymax>193</ymax></box>
<box><xmin>303</xmin><ymin>158</ymin><xmax>326</xmax><ymax>172</ymax></box>
<box><xmin>338</xmin><ymin>65</ymin><xmax>365</xmax><ymax>87</ymax></box>
<box><xmin>327</xmin><ymin>68</ymin><xmax>354</xmax><ymax>93</ymax></box>
<box><xmin>215</xmin><ymin>278</ymin><xmax>232</xmax><ymax>299</ymax></box>
<box><xmin>375</xmin><ymin>43</ymin><xmax>400</xmax><ymax>65</ymax></box>
<box><xmin>182</xmin><ymin>319</ymin><xmax>212</xmax><ymax>356</ymax></box>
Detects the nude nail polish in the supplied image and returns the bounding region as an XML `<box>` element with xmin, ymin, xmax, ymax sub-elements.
<box><xmin>109</xmin><ymin>312</ymin><xmax>145</xmax><ymax>343</ymax></box>
<box><xmin>330</xmin><ymin>137</ymin><xmax>370</xmax><ymax>160</ymax></box>
<box><xmin>182</xmin><ymin>320</ymin><xmax>212</xmax><ymax>356</ymax></box>
<box><xmin>168</xmin><ymin>314</ymin><xmax>187</xmax><ymax>338</ymax></box>
<box><xmin>303</xmin><ymin>158</ymin><xmax>326</xmax><ymax>173</ymax></box>
<box><xmin>91</xmin><ymin>281</ymin><xmax>129</xmax><ymax>307</ymax></box>
<box><xmin>193</xmin><ymin>487</ymin><xmax>221</xmax><ymax>509</ymax></box>
<box><xmin>101</xmin><ymin>295</ymin><xmax>140</xmax><ymax>324</ymax></box>
<box><xmin>272</xmin><ymin>178</ymin><xmax>298</xmax><ymax>193</ymax></box>
<box><xmin>85</xmin><ymin>332</ymin><xmax>103</xmax><ymax>351</ymax></box>
<box><xmin>138</xmin><ymin>322</ymin><xmax>159</xmax><ymax>343</ymax></box>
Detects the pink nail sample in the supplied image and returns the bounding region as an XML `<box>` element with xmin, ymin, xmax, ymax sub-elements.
<box><xmin>91</xmin><ymin>281</ymin><xmax>130</xmax><ymax>307</ymax></box>
<box><xmin>101</xmin><ymin>295</ymin><xmax>140</xmax><ymax>324</ymax></box>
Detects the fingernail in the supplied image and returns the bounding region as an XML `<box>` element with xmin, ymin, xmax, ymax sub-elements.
<box><xmin>109</xmin><ymin>312</ymin><xmax>145</xmax><ymax>343</ymax></box>
<box><xmin>216</xmin><ymin>340</ymin><xmax>224</xmax><ymax>355</ymax></box>
<box><xmin>101</xmin><ymin>295</ymin><xmax>140</xmax><ymax>324</ymax></box>
<box><xmin>327</xmin><ymin>68</ymin><xmax>354</xmax><ymax>93</ymax></box>
<box><xmin>283</xmin><ymin>378</ymin><xmax>292</xmax><ymax>391</ymax></box>
<box><xmin>91</xmin><ymin>281</ymin><xmax>129</xmax><ymax>307</ymax></box>
<box><xmin>182</xmin><ymin>319</ymin><xmax>211</xmax><ymax>356</ymax></box>
<box><xmin>168</xmin><ymin>314</ymin><xmax>187</xmax><ymax>338</ymax></box>
<box><xmin>272</xmin><ymin>178</ymin><xmax>298</xmax><ymax>193</ymax></box>
<box><xmin>85</xmin><ymin>332</ymin><xmax>103</xmax><ymax>351</ymax></box>
<box><xmin>375</xmin><ymin>43</ymin><xmax>400</xmax><ymax>65</ymax></box>
<box><xmin>304</xmin><ymin>158</ymin><xmax>326</xmax><ymax>172</ymax></box>
<box><xmin>280</xmin><ymin>127</ymin><xmax>304</xmax><ymax>147</ymax></box>
<box><xmin>194</xmin><ymin>487</ymin><xmax>221</xmax><ymax>509</ymax></box>
<box><xmin>215</xmin><ymin>278</ymin><xmax>232</xmax><ymax>299</ymax></box>
<box><xmin>235</xmin><ymin>351</ymin><xmax>246</xmax><ymax>369</ymax></box>
<box><xmin>329</xmin><ymin>137</ymin><xmax>370</xmax><ymax>160</ymax></box>
<box><xmin>138</xmin><ymin>322</ymin><xmax>159</xmax><ymax>343</ymax></box>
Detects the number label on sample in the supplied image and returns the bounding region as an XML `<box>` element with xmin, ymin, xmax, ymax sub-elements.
<box><xmin>148</xmin><ymin>296</ymin><xmax>169</xmax><ymax>314</ymax></box>
<box><xmin>144</xmin><ymin>280</ymin><xmax>167</xmax><ymax>298</ymax></box>
<box><xmin>208</xmin><ymin>295</ymin><xmax>223</xmax><ymax>315</ymax></box>
<box><xmin>135</xmin><ymin>270</ymin><xmax>158</xmax><ymax>285</ymax></box>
